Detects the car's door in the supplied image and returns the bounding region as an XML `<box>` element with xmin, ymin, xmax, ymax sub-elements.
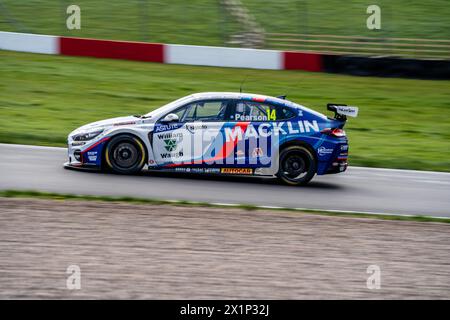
<box><xmin>230</xmin><ymin>99</ymin><xmax>275</xmax><ymax>168</ymax></box>
<box><xmin>152</xmin><ymin>104</ymin><xmax>192</xmax><ymax>166</ymax></box>
<box><xmin>152</xmin><ymin>99</ymin><xmax>233</xmax><ymax>168</ymax></box>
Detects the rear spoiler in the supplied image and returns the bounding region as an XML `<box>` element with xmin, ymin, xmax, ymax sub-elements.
<box><xmin>327</xmin><ymin>104</ymin><xmax>359</xmax><ymax>121</ymax></box>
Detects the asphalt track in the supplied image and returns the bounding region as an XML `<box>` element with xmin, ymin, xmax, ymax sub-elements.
<box><xmin>0</xmin><ymin>143</ymin><xmax>449</xmax><ymax>217</ymax></box>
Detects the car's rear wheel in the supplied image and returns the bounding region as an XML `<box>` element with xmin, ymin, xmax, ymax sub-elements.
<box><xmin>277</xmin><ymin>145</ymin><xmax>316</xmax><ymax>185</ymax></box>
<box><xmin>105</xmin><ymin>135</ymin><xmax>146</xmax><ymax>174</ymax></box>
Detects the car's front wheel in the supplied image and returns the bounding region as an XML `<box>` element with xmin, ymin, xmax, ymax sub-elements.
<box><xmin>105</xmin><ymin>134</ymin><xmax>146</xmax><ymax>174</ymax></box>
<box><xmin>277</xmin><ymin>145</ymin><xmax>316</xmax><ymax>185</ymax></box>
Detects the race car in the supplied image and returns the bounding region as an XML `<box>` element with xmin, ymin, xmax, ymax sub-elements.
<box><xmin>65</xmin><ymin>92</ymin><xmax>358</xmax><ymax>185</ymax></box>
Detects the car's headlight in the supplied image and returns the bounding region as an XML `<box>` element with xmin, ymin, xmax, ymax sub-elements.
<box><xmin>72</xmin><ymin>129</ymin><xmax>104</xmax><ymax>141</ymax></box>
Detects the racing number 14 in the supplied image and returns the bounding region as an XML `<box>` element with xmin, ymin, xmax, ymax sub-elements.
<box><xmin>266</xmin><ymin>108</ymin><xmax>276</xmax><ymax>121</ymax></box>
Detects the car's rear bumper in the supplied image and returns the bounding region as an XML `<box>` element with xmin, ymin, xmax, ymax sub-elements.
<box><xmin>325</xmin><ymin>158</ymin><xmax>348</xmax><ymax>174</ymax></box>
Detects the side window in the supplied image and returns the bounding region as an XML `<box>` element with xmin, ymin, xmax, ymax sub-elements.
<box><xmin>173</xmin><ymin>106</ymin><xmax>190</xmax><ymax>121</ymax></box>
<box><xmin>159</xmin><ymin>104</ymin><xmax>192</xmax><ymax>123</ymax></box>
<box><xmin>233</xmin><ymin>101</ymin><xmax>297</xmax><ymax>121</ymax></box>
<box><xmin>184</xmin><ymin>100</ymin><xmax>228</xmax><ymax>122</ymax></box>
<box><xmin>234</xmin><ymin>101</ymin><xmax>276</xmax><ymax>121</ymax></box>
<box><xmin>277</xmin><ymin>106</ymin><xmax>296</xmax><ymax>120</ymax></box>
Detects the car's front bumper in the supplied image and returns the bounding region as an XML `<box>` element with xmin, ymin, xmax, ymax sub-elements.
<box><xmin>66</xmin><ymin>136</ymin><xmax>110</xmax><ymax>169</ymax></box>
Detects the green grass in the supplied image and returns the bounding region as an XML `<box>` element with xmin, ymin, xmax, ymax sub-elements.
<box><xmin>244</xmin><ymin>0</ymin><xmax>450</xmax><ymax>39</ymax></box>
<box><xmin>0</xmin><ymin>0</ymin><xmax>449</xmax><ymax>45</ymax></box>
<box><xmin>0</xmin><ymin>50</ymin><xmax>449</xmax><ymax>171</ymax></box>
<box><xmin>1</xmin><ymin>190</ymin><xmax>449</xmax><ymax>223</ymax></box>
<box><xmin>0</xmin><ymin>0</ymin><xmax>236</xmax><ymax>46</ymax></box>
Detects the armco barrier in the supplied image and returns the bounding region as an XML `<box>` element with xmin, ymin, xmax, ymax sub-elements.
<box><xmin>1</xmin><ymin>31</ymin><xmax>449</xmax><ymax>79</ymax></box>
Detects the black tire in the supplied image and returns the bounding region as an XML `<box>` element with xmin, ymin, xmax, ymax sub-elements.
<box><xmin>104</xmin><ymin>134</ymin><xmax>146</xmax><ymax>174</ymax></box>
<box><xmin>277</xmin><ymin>145</ymin><xmax>316</xmax><ymax>185</ymax></box>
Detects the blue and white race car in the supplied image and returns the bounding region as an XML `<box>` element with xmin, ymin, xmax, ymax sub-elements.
<box><xmin>65</xmin><ymin>92</ymin><xmax>358</xmax><ymax>185</ymax></box>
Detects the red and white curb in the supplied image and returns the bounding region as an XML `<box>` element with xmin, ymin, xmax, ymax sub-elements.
<box><xmin>0</xmin><ymin>31</ymin><xmax>323</xmax><ymax>72</ymax></box>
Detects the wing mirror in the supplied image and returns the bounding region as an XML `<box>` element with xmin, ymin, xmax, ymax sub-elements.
<box><xmin>161</xmin><ymin>113</ymin><xmax>179</xmax><ymax>123</ymax></box>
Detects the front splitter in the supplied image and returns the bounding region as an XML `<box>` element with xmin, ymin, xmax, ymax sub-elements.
<box><xmin>63</xmin><ymin>162</ymin><xmax>101</xmax><ymax>172</ymax></box>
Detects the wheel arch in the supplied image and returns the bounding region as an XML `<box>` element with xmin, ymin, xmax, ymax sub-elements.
<box><xmin>102</xmin><ymin>132</ymin><xmax>148</xmax><ymax>170</ymax></box>
<box><xmin>276</xmin><ymin>139</ymin><xmax>318</xmax><ymax>185</ymax></box>
<box><xmin>278</xmin><ymin>139</ymin><xmax>317</xmax><ymax>164</ymax></box>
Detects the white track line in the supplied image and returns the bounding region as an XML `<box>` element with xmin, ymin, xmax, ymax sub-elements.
<box><xmin>0</xmin><ymin>143</ymin><xmax>65</xmax><ymax>151</ymax></box>
<box><xmin>349</xmin><ymin>166</ymin><xmax>450</xmax><ymax>176</ymax></box>
<box><xmin>184</xmin><ymin>201</ymin><xmax>449</xmax><ymax>220</ymax></box>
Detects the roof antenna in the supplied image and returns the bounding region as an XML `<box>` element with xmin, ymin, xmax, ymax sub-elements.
<box><xmin>239</xmin><ymin>75</ymin><xmax>249</xmax><ymax>93</ymax></box>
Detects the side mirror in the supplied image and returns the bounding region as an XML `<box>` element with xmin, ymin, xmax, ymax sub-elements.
<box><xmin>161</xmin><ymin>113</ymin><xmax>179</xmax><ymax>123</ymax></box>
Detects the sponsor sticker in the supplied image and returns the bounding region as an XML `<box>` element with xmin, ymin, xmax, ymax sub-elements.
<box><xmin>173</xmin><ymin>167</ymin><xmax>221</xmax><ymax>174</ymax></box>
<box><xmin>113</xmin><ymin>121</ymin><xmax>136</xmax><ymax>126</ymax></box>
<box><xmin>252</xmin><ymin>147</ymin><xmax>264</xmax><ymax>157</ymax></box>
<box><xmin>186</xmin><ymin>124</ymin><xmax>208</xmax><ymax>133</ymax></box>
<box><xmin>154</xmin><ymin>123</ymin><xmax>183</xmax><ymax>133</ymax></box>
<box><xmin>161</xmin><ymin>133</ymin><xmax>183</xmax><ymax>152</ymax></box>
<box><xmin>160</xmin><ymin>151</ymin><xmax>184</xmax><ymax>159</ymax></box>
<box><xmin>87</xmin><ymin>151</ymin><xmax>97</xmax><ymax>162</ymax></box>
<box><xmin>220</xmin><ymin>168</ymin><xmax>253</xmax><ymax>175</ymax></box>
<box><xmin>318</xmin><ymin>146</ymin><xmax>334</xmax><ymax>156</ymax></box>
<box><xmin>164</xmin><ymin>139</ymin><xmax>178</xmax><ymax>152</ymax></box>
<box><xmin>224</xmin><ymin>120</ymin><xmax>320</xmax><ymax>142</ymax></box>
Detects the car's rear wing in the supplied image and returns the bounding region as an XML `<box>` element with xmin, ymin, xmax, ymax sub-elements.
<box><xmin>327</xmin><ymin>104</ymin><xmax>359</xmax><ymax>121</ymax></box>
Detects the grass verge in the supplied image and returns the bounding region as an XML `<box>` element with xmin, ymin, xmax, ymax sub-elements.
<box><xmin>1</xmin><ymin>190</ymin><xmax>449</xmax><ymax>224</ymax></box>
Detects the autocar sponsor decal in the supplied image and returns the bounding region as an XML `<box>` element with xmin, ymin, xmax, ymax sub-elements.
<box><xmin>220</xmin><ymin>168</ymin><xmax>253</xmax><ymax>174</ymax></box>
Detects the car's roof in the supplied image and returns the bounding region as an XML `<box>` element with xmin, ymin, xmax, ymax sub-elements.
<box><xmin>190</xmin><ymin>92</ymin><xmax>294</xmax><ymax>106</ymax></box>
<box><xmin>187</xmin><ymin>92</ymin><xmax>328</xmax><ymax>120</ymax></box>
<box><xmin>189</xmin><ymin>92</ymin><xmax>303</xmax><ymax>108</ymax></box>
<box><xmin>145</xmin><ymin>92</ymin><xmax>327</xmax><ymax>120</ymax></box>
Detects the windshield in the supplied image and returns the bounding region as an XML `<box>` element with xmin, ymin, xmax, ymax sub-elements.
<box><xmin>143</xmin><ymin>95</ymin><xmax>192</xmax><ymax>117</ymax></box>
